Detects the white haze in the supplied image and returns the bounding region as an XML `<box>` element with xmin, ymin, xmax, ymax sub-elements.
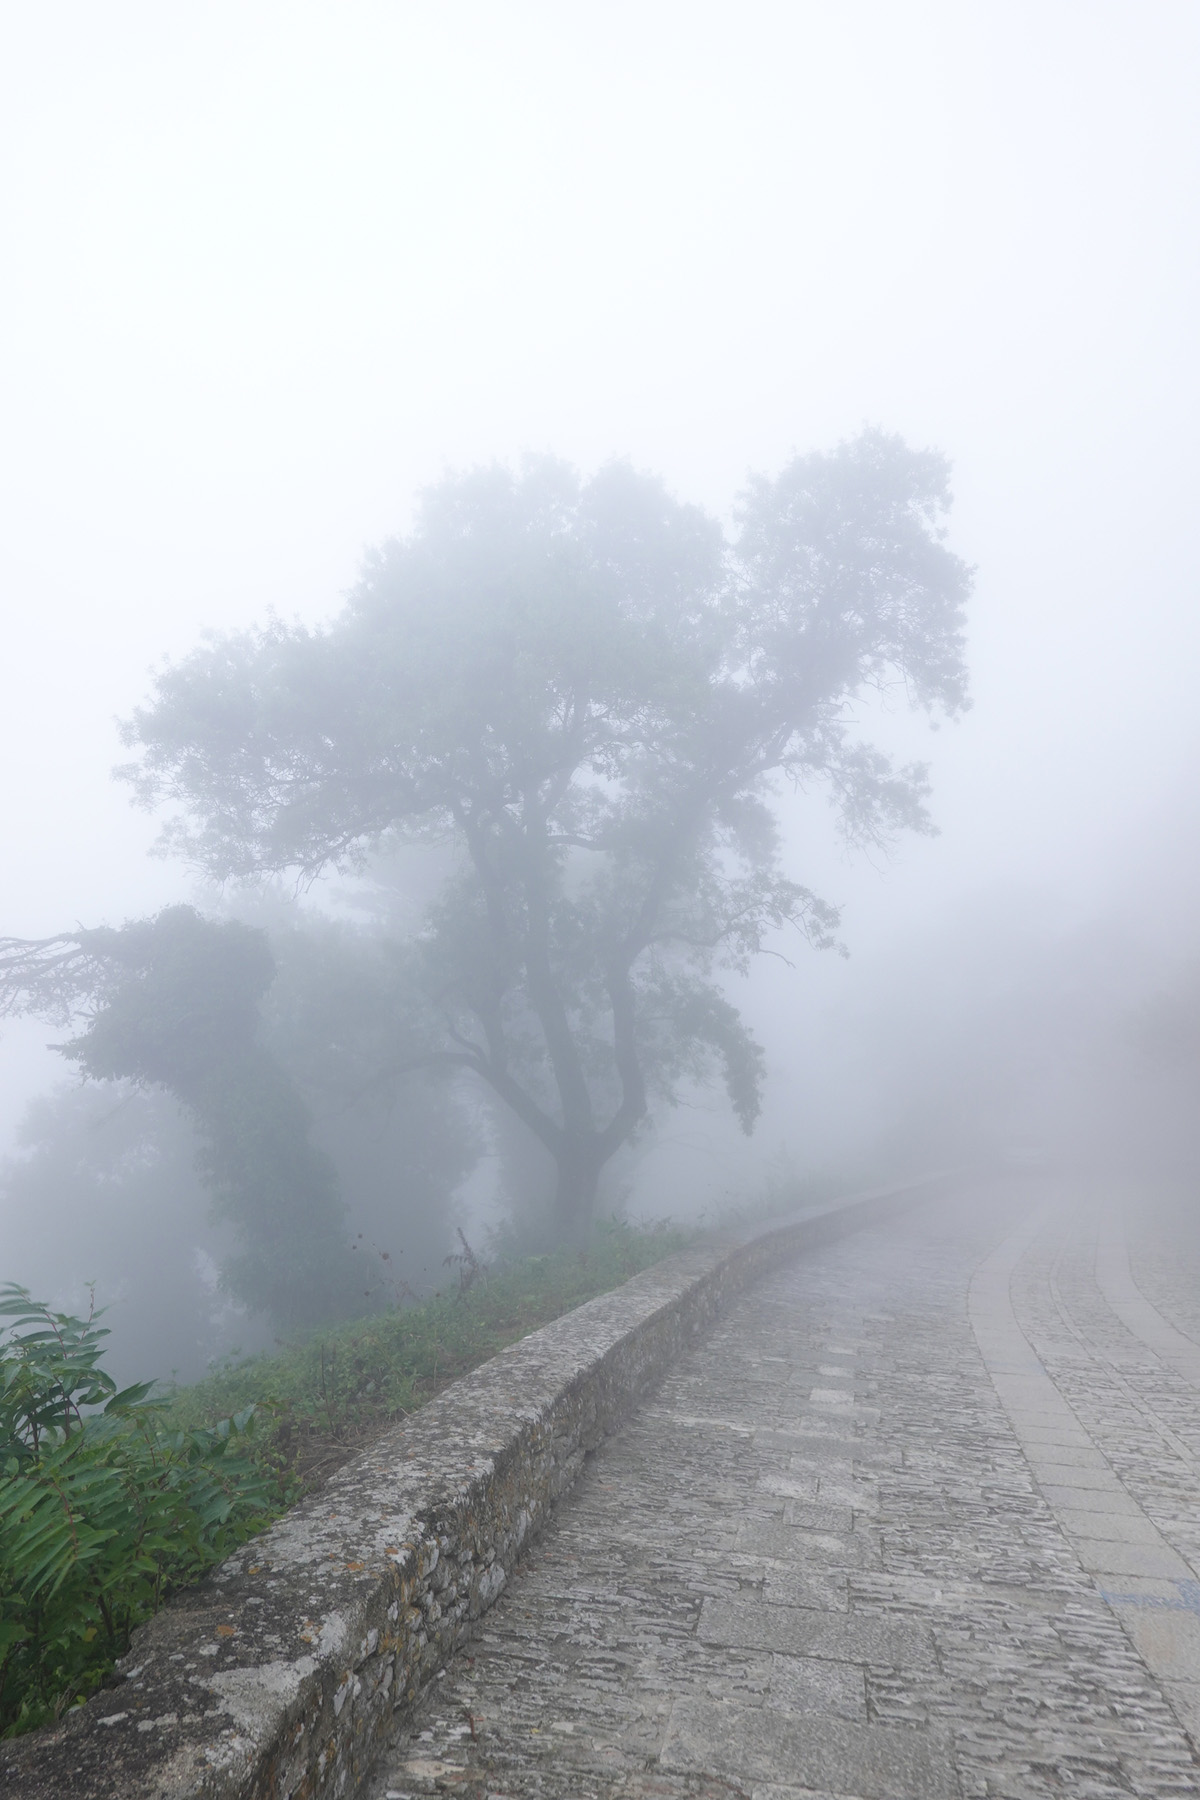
<box><xmin>2</xmin><ymin>4</ymin><xmax>1199</xmax><ymax>1269</ymax></box>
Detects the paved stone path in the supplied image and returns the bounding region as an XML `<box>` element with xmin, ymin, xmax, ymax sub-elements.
<box><xmin>365</xmin><ymin>1179</ymin><xmax>1200</xmax><ymax>1799</ymax></box>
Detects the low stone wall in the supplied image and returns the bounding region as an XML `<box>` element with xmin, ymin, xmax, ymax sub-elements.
<box><xmin>0</xmin><ymin>1174</ymin><xmax>946</xmax><ymax>1800</ymax></box>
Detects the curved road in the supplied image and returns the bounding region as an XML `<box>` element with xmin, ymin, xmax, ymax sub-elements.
<box><xmin>366</xmin><ymin>1179</ymin><xmax>1200</xmax><ymax>1799</ymax></box>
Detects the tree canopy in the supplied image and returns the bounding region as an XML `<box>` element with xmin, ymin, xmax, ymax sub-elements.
<box><xmin>0</xmin><ymin>908</ymin><xmax>363</xmax><ymax>1325</ymax></box>
<box><xmin>118</xmin><ymin>432</ymin><xmax>972</xmax><ymax>1234</ymax></box>
<box><xmin>0</xmin><ymin>903</ymin><xmax>477</xmax><ymax>1331</ymax></box>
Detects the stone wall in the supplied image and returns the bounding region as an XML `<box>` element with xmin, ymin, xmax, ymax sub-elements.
<box><xmin>0</xmin><ymin>1176</ymin><xmax>945</xmax><ymax>1800</ymax></box>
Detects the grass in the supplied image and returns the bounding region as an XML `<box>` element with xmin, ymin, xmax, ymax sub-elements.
<box><xmin>163</xmin><ymin>1216</ymin><xmax>699</xmax><ymax>1491</ymax></box>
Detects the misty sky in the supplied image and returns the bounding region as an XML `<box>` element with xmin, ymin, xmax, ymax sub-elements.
<box><xmin>2</xmin><ymin>2</ymin><xmax>1199</xmax><ymax>1152</ymax></box>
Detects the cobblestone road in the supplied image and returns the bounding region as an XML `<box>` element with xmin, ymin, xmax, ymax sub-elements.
<box><xmin>365</xmin><ymin>1179</ymin><xmax>1200</xmax><ymax>1800</ymax></box>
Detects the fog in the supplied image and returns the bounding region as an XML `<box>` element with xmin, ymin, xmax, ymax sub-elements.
<box><xmin>2</xmin><ymin>3</ymin><xmax>1199</xmax><ymax>1380</ymax></box>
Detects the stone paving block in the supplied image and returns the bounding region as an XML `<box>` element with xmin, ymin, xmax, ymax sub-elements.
<box><xmin>1076</xmin><ymin>1540</ymin><xmax>1195</xmax><ymax>1579</ymax></box>
<box><xmin>784</xmin><ymin>1500</ymin><xmax>854</xmax><ymax>1533</ymax></box>
<box><xmin>767</xmin><ymin>1652</ymin><xmax>866</xmax><ymax>1718</ymax></box>
<box><xmin>1111</xmin><ymin>1609</ymin><xmax>1200</xmax><ymax>1682</ymax></box>
<box><xmin>789</xmin><ymin>1419</ymin><xmax>874</xmax><ymax>1447</ymax></box>
<box><xmin>1161</xmin><ymin>1679</ymin><xmax>1200</xmax><ymax>1743</ymax></box>
<box><xmin>659</xmin><ymin>1696</ymin><xmax>956</xmax><ymax>1798</ymax></box>
<box><xmin>815</xmin><ymin>1485</ymin><xmax>879</xmax><ymax>1519</ymax></box>
<box><xmin>745</xmin><ymin>1361</ymin><xmax>795</xmax><ymax>1382</ymax></box>
<box><xmin>809</xmin><ymin>1400</ymin><xmax>882</xmax><ymax>1429</ymax></box>
<box><xmin>1041</xmin><ymin>1483</ymin><xmax>1142</xmax><ymax>1514</ymax></box>
<box><xmin>1059</xmin><ymin>1508</ymin><xmax>1168</xmax><ymax>1545</ymax></box>
<box><xmin>784</xmin><ymin>1444</ymin><xmax>855</xmax><ymax>1467</ymax></box>
<box><xmin>1011</xmin><ymin>1422</ymin><xmax>1095</xmax><ymax>1447</ymax></box>
<box><xmin>990</xmin><ymin>1370</ymin><xmax>1057</xmax><ymax>1401</ymax></box>
<box><xmin>651</xmin><ymin>1410</ymin><xmax>755</xmax><ymax>1439</ymax></box>
<box><xmin>1096</xmin><ymin>1577</ymin><xmax>1187</xmax><ymax>1603</ymax></box>
<box><xmin>698</xmin><ymin>1598</ymin><xmax>934</xmax><ymax>1667</ymax></box>
<box><xmin>763</xmin><ymin>1567</ymin><xmax>849</xmax><ymax>1612</ymax></box>
<box><xmin>734</xmin><ymin>1520</ymin><xmax>880</xmax><ymax>1567</ymax></box>
<box><xmin>1023</xmin><ymin>1441</ymin><xmax>1111</xmax><ymax>1469</ymax></box>
<box><xmin>1029</xmin><ymin>1461</ymin><xmax>1122</xmax><ymax>1488</ymax></box>
<box><xmin>757</xmin><ymin>1473</ymin><xmax>821</xmax><ymax>1502</ymax></box>
<box><xmin>755</xmin><ymin>1425</ymin><xmax>859</xmax><ymax>1454</ymax></box>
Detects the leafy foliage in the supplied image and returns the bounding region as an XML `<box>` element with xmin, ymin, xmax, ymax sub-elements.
<box><xmin>0</xmin><ymin>900</ymin><xmax>480</xmax><ymax>1355</ymax></box>
<box><xmin>0</xmin><ymin>908</ymin><xmax>365</xmax><ymax>1328</ymax></box>
<box><xmin>0</xmin><ymin>1286</ymin><xmax>276</xmax><ymax>1737</ymax></box>
<box><xmin>118</xmin><ymin>436</ymin><xmax>971</xmax><ymax>1233</ymax></box>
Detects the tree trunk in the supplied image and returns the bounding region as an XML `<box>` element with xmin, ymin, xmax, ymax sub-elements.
<box><xmin>552</xmin><ymin>1138</ymin><xmax>602</xmax><ymax>1245</ymax></box>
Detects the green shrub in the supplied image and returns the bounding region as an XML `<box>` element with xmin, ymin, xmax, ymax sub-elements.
<box><xmin>0</xmin><ymin>1285</ymin><xmax>277</xmax><ymax>1738</ymax></box>
<box><xmin>0</xmin><ymin>1219</ymin><xmax>697</xmax><ymax>1735</ymax></box>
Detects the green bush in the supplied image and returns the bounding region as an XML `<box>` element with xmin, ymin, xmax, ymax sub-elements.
<box><xmin>0</xmin><ymin>1285</ymin><xmax>277</xmax><ymax>1738</ymax></box>
<box><xmin>0</xmin><ymin>1219</ymin><xmax>698</xmax><ymax>1736</ymax></box>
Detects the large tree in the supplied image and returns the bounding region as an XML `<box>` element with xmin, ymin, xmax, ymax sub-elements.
<box><xmin>118</xmin><ymin>432</ymin><xmax>972</xmax><ymax>1236</ymax></box>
